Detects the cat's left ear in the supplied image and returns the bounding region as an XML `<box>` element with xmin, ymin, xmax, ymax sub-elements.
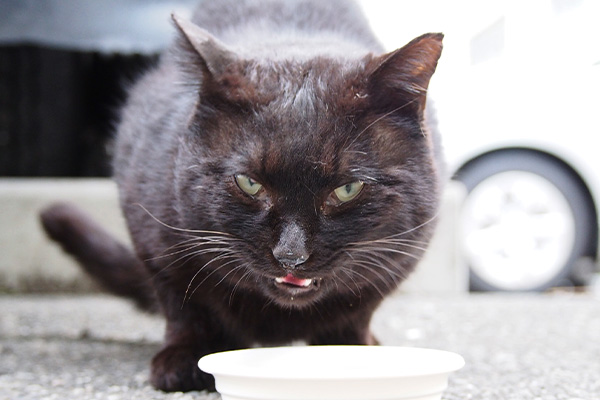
<box><xmin>368</xmin><ymin>33</ymin><xmax>443</xmax><ymax>115</ymax></box>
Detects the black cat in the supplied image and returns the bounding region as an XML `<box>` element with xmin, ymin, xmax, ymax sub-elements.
<box><xmin>41</xmin><ymin>0</ymin><xmax>443</xmax><ymax>392</ymax></box>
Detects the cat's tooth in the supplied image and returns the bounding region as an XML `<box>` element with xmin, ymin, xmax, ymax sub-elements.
<box><xmin>299</xmin><ymin>278</ymin><xmax>314</xmax><ymax>287</ymax></box>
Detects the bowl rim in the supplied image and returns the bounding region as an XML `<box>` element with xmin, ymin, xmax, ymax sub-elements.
<box><xmin>198</xmin><ymin>345</ymin><xmax>465</xmax><ymax>381</ymax></box>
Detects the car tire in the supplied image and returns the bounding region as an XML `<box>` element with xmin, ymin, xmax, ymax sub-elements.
<box><xmin>455</xmin><ymin>149</ymin><xmax>596</xmax><ymax>292</ymax></box>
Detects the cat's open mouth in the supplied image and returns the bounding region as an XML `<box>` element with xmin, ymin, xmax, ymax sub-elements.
<box><xmin>274</xmin><ymin>273</ymin><xmax>320</xmax><ymax>291</ymax></box>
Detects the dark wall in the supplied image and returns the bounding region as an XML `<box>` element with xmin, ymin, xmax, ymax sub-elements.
<box><xmin>0</xmin><ymin>46</ymin><xmax>156</xmax><ymax>177</ymax></box>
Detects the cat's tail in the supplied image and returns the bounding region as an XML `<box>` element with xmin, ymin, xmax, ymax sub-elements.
<box><xmin>40</xmin><ymin>202</ymin><xmax>158</xmax><ymax>312</ymax></box>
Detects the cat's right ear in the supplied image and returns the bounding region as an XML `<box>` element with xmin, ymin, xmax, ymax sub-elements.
<box><xmin>171</xmin><ymin>14</ymin><xmax>238</xmax><ymax>84</ymax></box>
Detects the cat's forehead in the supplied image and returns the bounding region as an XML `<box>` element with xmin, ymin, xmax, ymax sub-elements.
<box><xmin>228</xmin><ymin>65</ymin><xmax>353</xmax><ymax>147</ymax></box>
<box><xmin>233</xmin><ymin>112</ymin><xmax>373</xmax><ymax>190</ymax></box>
<box><xmin>243</xmin><ymin>56</ymin><xmax>369</xmax><ymax>108</ymax></box>
<box><xmin>213</xmin><ymin>57</ymin><xmax>418</xmax><ymax>188</ymax></box>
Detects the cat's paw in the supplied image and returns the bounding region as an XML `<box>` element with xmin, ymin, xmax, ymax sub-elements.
<box><xmin>150</xmin><ymin>345</ymin><xmax>215</xmax><ymax>392</ymax></box>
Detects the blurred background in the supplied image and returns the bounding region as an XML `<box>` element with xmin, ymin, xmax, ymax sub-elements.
<box><xmin>0</xmin><ymin>0</ymin><xmax>599</xmax><ymax>293</ymax></box>
<box><xmin>364</xmin><ymin>0</ymin><xmax>600</xmax><ymax>292</ymax></box>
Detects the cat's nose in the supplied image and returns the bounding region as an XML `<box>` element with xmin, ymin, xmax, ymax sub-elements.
<box><xmin>272</xmin><ymin>220</ymin><xmax>310</xmax><ymax>270</ymax></box>
<box><xmin>273</xmin><ymin>250</ymin><xmax>309</xmax><ymax>270</ymax></box>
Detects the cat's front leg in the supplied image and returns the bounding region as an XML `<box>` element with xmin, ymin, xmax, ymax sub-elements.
<box><xmin>151</xmin><ymin>342</ymin><xmax>215</xmax><ymax>392</ymax></box>
<box><xmin>150</xmin><ymin>317</ymin><xmax>214</xmax><ymax>392</ymax></box>
<box><xmin>150</xmin><ymin>312</ymin><xmax>246</xmax><ymax>392</ymax></box>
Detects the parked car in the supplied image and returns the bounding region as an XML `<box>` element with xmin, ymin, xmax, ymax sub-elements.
<box><xmin>433</xmin><ymin>3</ymin><xmax>600</xmax><ymax>291</ymax></box>
<box><xmin>361</xmin><ymin>0</ymin><xmax>600</xmax><ymax>291</ymax></box>
<box><xmin>444</xmin><ymin>63</ymin><xmax>600</xmax><ymax>291</ymax></box>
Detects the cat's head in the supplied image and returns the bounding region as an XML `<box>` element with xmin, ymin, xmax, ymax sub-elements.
<box><xmin>169</xmin><ymin>16</ymin><xmax>443</xmax><ymax>308</ymax></box>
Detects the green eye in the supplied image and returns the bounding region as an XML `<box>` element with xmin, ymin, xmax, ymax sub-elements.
<box><xmin>333</xmin><ymin>181</ymin><xmax>364</xmax><ymax>203</ymax></box>
<box><xmin>234</xmin><ymin>174</ymin><xmax>263</xmax><ymax>196</ymax></box>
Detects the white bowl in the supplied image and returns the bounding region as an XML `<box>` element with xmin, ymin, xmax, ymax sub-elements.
<box><xmin>198</xmin><ymin>345</ymin><xmax>465</xmax><ymax>400</ymax></box>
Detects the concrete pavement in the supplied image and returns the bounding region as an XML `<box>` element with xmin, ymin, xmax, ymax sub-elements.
<box><xmin>1</xmin><ymin>292</ymin><xmax>599</xmax><ymax>400</ymax></box>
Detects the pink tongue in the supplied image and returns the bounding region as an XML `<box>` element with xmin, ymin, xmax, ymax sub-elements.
<box><xmin>278</xmin><ymin>273</ymin><xmax>312</xmax><ymax>287</ymax></box>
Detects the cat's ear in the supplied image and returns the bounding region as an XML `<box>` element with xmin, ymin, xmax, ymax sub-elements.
<box><xmin>171</xmin><ymin>14</ymin><xmax>237</xmax><ymax>82</ymax></box>
<box><xmin>367</xmin><ymin>33</ymin><xmax>443</xmax><ymax>115</ymax></box>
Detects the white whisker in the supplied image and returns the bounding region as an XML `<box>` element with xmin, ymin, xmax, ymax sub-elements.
<box><xmin>182</xmin><ymin>253</ymin><xmax>239</xmax><ymax>307</ymax></box>
<box><xmin>353</xmin><ymin>256</ymin><xmax>407</xmax><ymax>282</ymax></box>
<box><xmin>136</xmin><ymin>203</ymin><xmax>233</xmax><ymax>236</ymax></box>
<box><xmin>334</xmin><ymin>265</ymin><xmax>359</xmax><ymax>298</ymax></box>
<box><xmin>338</xmin><ymin>214</ymin><xmax>438</xmax><ymax>299</ymax></box>
<box><xmin>340</xmin><ymin>267</ymin><xmax>385</xmax><ymax>298</ymax></box>
<box><xmin>360</xmin><ymin>238</ymin><xmax>430</xmax><ymax>253</ymax></box>
<box><xmin>229</xmin><ymin>268</ymin><xmax>253</xmax><ymax>306</ymax></box>
<box><xmin>147</xmin><ymin>239</ymin><xmax>234</xmax><ymax>262</ymax></box>
<box><xmin>349</xmin><ymin>246</ymin><xmax>421</xmax><ymax>261</ymax></box>
<box><xmin>385</xmin><ymin>213</ymin><xmax>439</xmax><ymax>239</ymax></box>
